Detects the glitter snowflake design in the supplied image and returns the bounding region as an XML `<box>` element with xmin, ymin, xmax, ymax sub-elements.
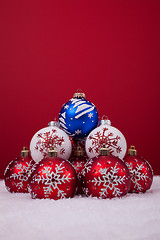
<box><xmin>91</xmin><ymin>163</ymin><xmax>126</xmax><ymax>198</ymax></box>
<box><xmin>125</xmin><ymin>162</ymin><xmax>149</xmax><ymax>191</ymax></box>
<box><xmin>88</xmin><ymin>127</ymin><xmax>122</xmax><ymax>154</ymax></box>
<box><xmin>10</xmin><ymin>162</ymin><xmax>33</xmax><ymax>181</ymax></box>
<box><xmin>72</xmin><ymin>162</ymin><xmax>83</xmax><ymax>172</ymax></box>
<box><xmin>9</xmin><ymin>162</ymin><xmax>33</xmax><ymax>190</ymax></box>
<box><xmin>82</xmin><ymin>159</ymin><xmax>94</xmax><ymax>177</ymax></box>
<box><xmin>35</xmin><ymin>129</ymin><xmax>65</xmax><ymax>158</ymax></box>
<box><xmin>33</xmin><ymin>163</ymin><xmax>72</xmax><ymax>198</ymax></box>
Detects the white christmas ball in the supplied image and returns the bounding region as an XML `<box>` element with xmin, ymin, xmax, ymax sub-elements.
<box><xmin>30</xmin><ymin>121</ymin><xmax>72</xmax><ymax>162</ymax></box>
<box><xmin>85</xmin><ymin>119</ymin><xmax>127</xmax><ymax>160</ymax></box>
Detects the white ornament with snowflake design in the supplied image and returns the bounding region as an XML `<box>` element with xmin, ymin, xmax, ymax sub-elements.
<box><xmin>85</xmin><ymin>118</ymin><xmax>127</xmax><ymax>160</ymax></box>
<box><xmin>30</xmin><ymin>121</ymin><xmax>72</xmax><ymax>162</ymax></box>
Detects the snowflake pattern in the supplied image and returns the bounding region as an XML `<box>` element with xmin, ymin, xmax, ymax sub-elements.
<box><xmin>82</xmin><ymin>159</ymin><xmax>93</xmax><ymax>177</ymax></box>
<box><xmin>6</xmin><ymin>161</ymin><xmax>34</xmax><ymax>191</ymax></box>
<box><xmin>75</xmin><ymin>129</ymin><xmax>82</xmax><ymax>135</ymax></box>
<box><xmin>88</xmin><ymin>127</ymin><xmax>122</xmax><ymax>154</ymax></box>
<box><xmin>72</xmin><ymin>162</ymin><xmax>83</xmax><ymax>172</ymax></box>
<box><xmin>10</xmin><ymin>162</ymin><xmax>33</xmax><ymax>182</ymax></box>
<box><xmin>64</xmin><ymin>104</ymin><xmax>69</xmax><ymax>109</ymax></box>
<box><xmin>33</xmin><ymin>163</ymin><xmax>72</xmax><ymax>198</ymax></box>
<box><xmin>35</xmin><ymin>129</ymin><xmax>65</xmax><ymax>158</ymax></box>
<box><xmin>125</xmin><ymin>162</ymin><xmax>149</xmax><ymax>191</ymax></box>
<box><xmin>91</xmin><ymin>163</ymin><xmax>126</xmax><ymax>198</ymax></box>
<box><xmin>82</xmin><ymin>186</ymin><xmax>90</xmax><ymax>196</ymax></box>
<box><xmin>88</xmin><ymin>113</ymin><xmax>93</xmax><ymax>118</ymax></box>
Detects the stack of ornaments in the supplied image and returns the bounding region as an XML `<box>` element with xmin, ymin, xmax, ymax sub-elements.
<box><xmin>4</xmin><ymin>90</ymin><xmax>153</xmax><ymax>200</ymax></box>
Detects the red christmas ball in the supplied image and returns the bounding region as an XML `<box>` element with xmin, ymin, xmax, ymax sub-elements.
<box><xmin>71</xmin><ymin>146</ymin><xmax>88</xmax><ymax>194</ymax></box>
<box><xmin>82</xmin><ymin>145</ymin><xmax>131</xmax><ymax>198</ymax></box>
<box><xmin>124</xmin><ymin>146</ymin><xmax>153</xmax><ymax>193</ymax></box>
<box><xmin>28</xmin><ymin>147</ymin><xmax>77</xmax><ymax>199</ymax></box>
<box><xmin>4</xmin><ymin>147</ymin><xmax>35</xmax><ymax>193</ymax></box>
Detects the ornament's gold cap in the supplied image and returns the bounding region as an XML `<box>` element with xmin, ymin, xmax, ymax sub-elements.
<box><xmin>73</xmin><ymin>89</ymin><xmax>86</xmax><ymax>99</ymax></box>
<box><xmin>47</xmin><ymin>146</ymin><xmax>58</xmax><ymax>157</ymax></box>
<box><xmin>128</xmin><ymin>146</ymin><xmax>137</xmax><ymax>156</ymax></box>
<box><xmin>21</xmin><ymin>147</ymin><xmax>30</xmax><ymax>157</ymax></box>
<box><xmin>74</xmin><ymin>146</ymin><xmax>84</xmax><ymax>157</ymax></box>
<box><xmin>99</xmin><ymin>143</ymin><xmax>110</xmax><ymax>156</ymax></box>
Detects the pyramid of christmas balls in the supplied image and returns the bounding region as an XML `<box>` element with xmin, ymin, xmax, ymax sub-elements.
<box><xmin>4</xmin><ymin>90</ymin><xmax>153</xmax><ymax>200</ymax></box>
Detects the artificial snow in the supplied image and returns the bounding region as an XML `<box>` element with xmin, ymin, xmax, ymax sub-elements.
<box><xmin>0</xmin><ymin>177</ymin><xmax>160</xmax><ymax>240</ymax></box>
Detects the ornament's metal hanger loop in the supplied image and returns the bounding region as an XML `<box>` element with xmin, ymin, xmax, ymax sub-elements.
<box><xmin>101</xmin><ymin>115</ymin><xmax>109</xmax><ymax>120</ymax></box>
<box><xmin>76</xmin><ymin>89</ymin><xmax>84</xmax><ymax>93</ymax></box>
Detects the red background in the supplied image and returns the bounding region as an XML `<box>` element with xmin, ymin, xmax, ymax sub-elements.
<box><xmin>0</xmin><ymin>0</ymin><xmax>160</xmax><ymax>178</ymax></box>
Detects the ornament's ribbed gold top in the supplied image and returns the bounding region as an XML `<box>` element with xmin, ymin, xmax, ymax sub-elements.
<box><xmin>128</xmin><ymin>146</ymin><xmax>137</xmax><ymax>156</ymax></box>
<box><xmin>47</xmin><ymin>146</ymin><xmax>58</xmax><ymax>157</ymax></box>
<box><xmin>73</xmin><ymin>89</ymin><xmax>86</xmax><ymax>99</ymax></box>
<box><xmin>99</xmin><ymin>143</ymin><xmax>110</xmax><ymax>156</ymax></box>
<box><xmin>21</xmin><ymin>147</ymin><xmax>30</xmax><ymax>157</ymax></box>
<box><xmin>74</xmin><ymin>146</ymin><xmax>84</xmax><ymax>157</ymax></box>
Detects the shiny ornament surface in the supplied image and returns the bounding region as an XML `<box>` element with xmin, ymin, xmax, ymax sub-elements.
<box><xmin>30</xmin><ymin>121</ymin><xmax>72</xmax><ymax>162</ymax></box>
<box><xmin>28</xmin><ymin>156</ymin><xmax>77</xmax><ymax>199</ymax></box>
<box><xmin>4</xmin><ymin>147</ymin><xmax>35</xmax><ymax>193</ymax></box>
<box><xmin>59</xmin><ymin>93</ymin><xmax>99</xmax><ymax>138</ymax></box>
<box><xmin>85</xmin><ymin>118</ymin><xmax>127</xmax><ymax>159</ymax></box>
<box><xmin>124</xmin><ymin>146</ymin><xmax>153</xmax><ymax>193</ymax></box>
<box><xmin>82</xmin><ymin>155</ymin><xmax>130</xmax><ymax>198</ymax></box>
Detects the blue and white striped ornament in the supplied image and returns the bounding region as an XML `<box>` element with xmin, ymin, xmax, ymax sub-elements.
<box><xmin>59</xmin><ymin>93</ymin><xmax>99</xmax><ymax>139</ymax></box>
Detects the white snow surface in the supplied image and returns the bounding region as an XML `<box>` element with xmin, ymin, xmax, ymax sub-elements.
<box><xmin>0</xmin><ymin>176</ymin><xmax>160</xmax><ymax>240</ymax></box>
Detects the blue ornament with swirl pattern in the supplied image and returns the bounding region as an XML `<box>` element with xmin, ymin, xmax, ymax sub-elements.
<box><xmin>59</xmin><ymin>91</ymin><xmax>99</xmax><ymax>139</ymax></box>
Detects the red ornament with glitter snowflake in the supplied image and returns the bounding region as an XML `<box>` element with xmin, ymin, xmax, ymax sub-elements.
<box><xmin>28</xmin><ymin>147</ymin><xmax>77</xmax><ymax>199</ymax></box>
<box><xmin>82</xmin><ymin>144</ymin><xmax>131</xmax><ymax>199</ymax></box>
<box><xmin>85</xmin><ymin>116</ymin><xmax>127</xmax><ymax>160</ymax></box>
<box><xmin>71</xmin><ymin>146</ymin><xmax>88</xmax><ymax>194</ymax></box>
<box><xmin>124</xmin><ymin>146</ymin><xmax>153</xmax><ymax>193</ymax></box>
<box><xmin>30</xmin><ymin>121</ymin><xmax>72</xmax><ymax>162</ymax></box>
<box><xmin>4</xmin><ymin>147</ymin><xmax>35</xmax><ymax>193</ymax></box>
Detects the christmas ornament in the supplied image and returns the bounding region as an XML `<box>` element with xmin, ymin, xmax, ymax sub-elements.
<box><xmin>30</xmin><ymin>121</ymin><xmax>72</xmax><ymax>162</ymax></box>
<box><xmin>70</xmin><ymin>137</ymin><xmax>87</xmax><ymax>161</ymax></box>
<box><xmin>59</xmin><ymin>90</ymin><xmax>99</xmax><ymax>138</ymax></box>
<box><xmin>71</xmin><ymin>146</ymin><xmax>88</xmax><ymax>194</ymax></box>
<box><xmin>82</xmin><ymin>144</ymin><xmax>130</xmax><ymax>198</ymax></box>
<box><xmin>124</xmin><ymin>146</ymin><xmax>153</xmax><ymax>193</ymax></box>
<box><xmin>28</xmin><ymin>146</ymin><xmax>77</xmax><ymax>199</ymax></box>
<box><xmin>85</xmin><ymin>116</ymin><xmax>127</xmax><ymax>160</ymax></box>
<box><xmin>4</xmin><ymin>147</ymin><xmax>35</xmax><ymax>193</ymax></box>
